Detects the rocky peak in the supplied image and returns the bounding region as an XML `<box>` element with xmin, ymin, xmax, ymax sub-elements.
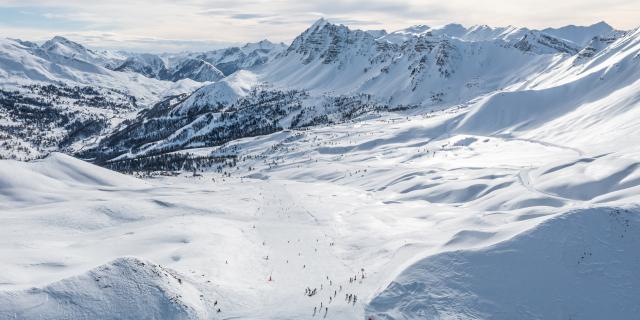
<box><xmin>287</xmin><ymin>18</ymin><xmax>377</xmax><ymax>64</ymax></box>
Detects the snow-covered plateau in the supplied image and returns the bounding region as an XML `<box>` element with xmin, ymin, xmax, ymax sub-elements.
<box><xmin>0</xmin><ymin>19</ymin><xmax>639</xmax><ymax>319</ymax></box>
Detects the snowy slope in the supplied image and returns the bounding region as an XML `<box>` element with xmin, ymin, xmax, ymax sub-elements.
<box><xmin>456</xmin><ymin>27</ymin><xmax>640</xmax><ymax>152</ymax></box>
<box><xmin>367</xmin><ymin>207</ymin><xmax>640</xmax><ymax>320</ymax></box>
<box><xmin>2</xmin><ymin>101</ymin><xmax>639</xmax><ymax>319</ymax></box>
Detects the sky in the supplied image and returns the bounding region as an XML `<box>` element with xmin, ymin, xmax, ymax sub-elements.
<box><xmin>0</xmin><ymin>0</ymin><xmax>638</xmax><ymax>52</ymax></box>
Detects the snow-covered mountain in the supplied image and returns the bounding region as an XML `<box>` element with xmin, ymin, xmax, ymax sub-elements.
<box><xmin>381</xmin><ymin>21</ymin><xmax>618</xmax><ymax>47</ymax></box>
<box><xmin>109</xmin><ymin>40</ymin><xmax>286</xmax><ymax>82</ymax></box>
<box><xmin>113</xmin><ymin>54</ymin><xmax>225</xmax><ymax>82</ymax></box>
<box><xmin>1</xmin><ymin>18</ymin><xmax>640</xmax><ymax>320</ymax></box>
<box><xmin>260</xmin><ymin>19</ymin><xmax>576</xmax><ymax>105</ymax></box>
<box><xmin>73</xmin><ymin>19</ymin><xmax>640</xmax><ymax>166</ymax></box>
<box><xmin>0</xmin><ymin>37</ymin><xmax>201</xmax><ymax>159</ymax></box>
<box><xmin>113</xmin><ymin>53</ymin><xmax>170</xmax><ymax>79</ymax></box>
<box><xmin>167</xmin><ymin>58</ymin><xmax>225</xmax><ymax>82</ymax></box>
<box><xmin>40</xmin><ymin>36</ymin><xmax>127</xmax><ymax>68</ymax></box>
<box><xmin>0</xmin><ymin>37</ymin><xmax>198</xmax><ymax>101</ymax></box>
<box><xmin>191</xmin><ymin>39</ymin><xmax>287</xmax><ymax>76</ymax></box>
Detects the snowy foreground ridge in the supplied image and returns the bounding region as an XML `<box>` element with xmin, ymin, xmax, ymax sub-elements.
<box><xmin>1</xmin><ymin>19</ymin><xmax>640</xmax><ymax>319</ymax></box>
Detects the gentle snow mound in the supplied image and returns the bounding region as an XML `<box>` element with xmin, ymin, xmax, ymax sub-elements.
<box><xmin>1</xmin><ymin>153</ymin><xmax>144</xmax><ymax>188</ymax></box>
<box><xmin>0</xmin><ymin>153</ymin><xmax>145</xmax><ymax>206</ymax></box>
<box><xmin>532</xmin><ymin>155</ymin><xmax>640</xmax><ymax>201</ymax></box>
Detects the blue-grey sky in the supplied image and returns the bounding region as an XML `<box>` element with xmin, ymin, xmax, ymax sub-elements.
<box><xmin>0</xmin><ymin>0</ymin><xmax>638</xmax><ymax>52</ymax></box>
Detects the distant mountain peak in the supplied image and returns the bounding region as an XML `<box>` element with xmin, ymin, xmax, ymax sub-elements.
<box><xmin>591</xmin><ymin>21</ymin><xmax>612</xmax><ymax>28</ymax></box>
<box><xmin>310</xmin><ymin>17</ymin><xmax>330</xmax><ymax>29</ymax></box>
<box><xmin>542</xmin><ymin>22</ymin><xmax>616</xmax><ymax>46</ymax></box>
<box><xmin>287</xmin><ymin>18</ymin><xmax>376</xmax><ymax>65</ymax></box>
<box><xmin>47</xmin><ymin>35</ymin><xmax>74</xmax><ymax>44</ymax></box>
<box><xmin>42</xmin><ymin>35</ymin><xmax>90</xmax><ymax>52</ymax></box>
<box><xmin>242</xmin><ymin>39</ymin><xmax>278</xmax><ymax>51</ymax></box>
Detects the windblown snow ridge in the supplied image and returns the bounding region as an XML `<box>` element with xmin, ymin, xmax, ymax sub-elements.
<box><xmin>0</xmin><ymin>257</ymin><xmax>208</xmax><ymax>320</ymax></box>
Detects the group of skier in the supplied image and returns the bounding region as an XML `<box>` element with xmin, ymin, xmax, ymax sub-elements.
<box><xmin>305</xmin><ymin>268</ymin><xmax>368</xmax><ymax>317</ymax></box>
<box><xmin>346</xmin><ymin>293</ymin><xmax>357</xmax><ymax>305</ymax></box>
<box><xmin>305</xmin><ymin>287</ymin><xmax>318</xmax><ymax>297</ymax></box>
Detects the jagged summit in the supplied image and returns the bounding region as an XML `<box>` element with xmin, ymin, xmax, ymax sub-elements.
<box><xmin>286</xmin><ymin>18</ymin><xmax>377</xmax><ymax>64</ymax></box>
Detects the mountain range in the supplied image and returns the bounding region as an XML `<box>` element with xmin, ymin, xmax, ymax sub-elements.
<box><xmin>0</xmin><ymin>19</ymin><xmax>631</xmax><ymax>162</ymax></box>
